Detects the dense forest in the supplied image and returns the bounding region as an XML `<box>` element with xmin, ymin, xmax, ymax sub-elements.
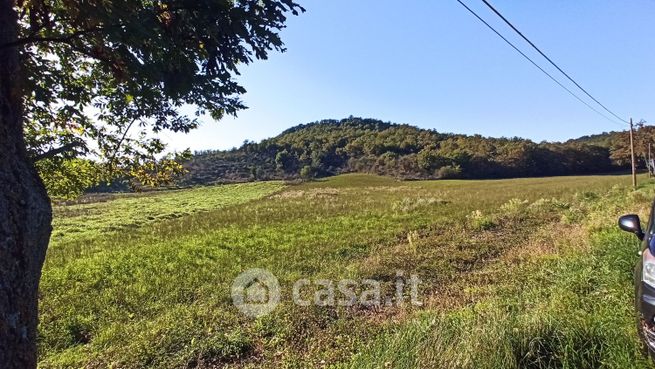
<box><xmin>182</xmin><ymin>117</ymin><xmax>635</xmax><ymax>185</ymax></box>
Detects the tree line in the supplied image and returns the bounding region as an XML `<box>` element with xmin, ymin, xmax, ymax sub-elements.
<box><xmin>184</xmin><ymin>117</ymin><xmax>634</xmax><ymax>184</ymax></box>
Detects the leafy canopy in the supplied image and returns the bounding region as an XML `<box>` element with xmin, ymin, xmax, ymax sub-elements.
<box><xmin>13</xmin><ymin>0</ymin><xmax>303</xmax><ymax>197</ymax></box>
<box><xmin>185</xmin><ymin>117</ymin><xmax>626</xmax><ymax>184</ymax></box>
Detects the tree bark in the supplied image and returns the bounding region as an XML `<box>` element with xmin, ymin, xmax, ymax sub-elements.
<box><xmin>0</xmin><ymin>1</ymin><xmax>53</xmax><ymax>368</ymax></box>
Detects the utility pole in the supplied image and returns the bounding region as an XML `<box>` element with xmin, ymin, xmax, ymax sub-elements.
<box><xmin>649</xmin><ymin>142</ymin><xmax>653</xmax><ymax>178</ymax></box>
<box><xmin>630</xmin><ymin>118</ymin><xmax>637</xmax><ymax>189</ymax></box>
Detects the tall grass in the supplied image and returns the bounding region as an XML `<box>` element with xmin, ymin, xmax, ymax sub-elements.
<box><xmin>37</xmin><ymin>174</ymin><xmax>651</xmax><ymax>368</ymax></box>
<box><xmin>342</xmin><ymin>179</ymin><xmax>655</xmax><ymax>369</ymax></box>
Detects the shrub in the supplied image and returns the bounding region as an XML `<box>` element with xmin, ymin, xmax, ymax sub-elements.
<box><xmin>437</xmin><ymin>165</ymin><xmax>462</xmax><ymax>179</ymax></box>
<box><xmin>300</xmin><ymin>165</ymin><xmax>314</xmax><ymax>180</ymax></box>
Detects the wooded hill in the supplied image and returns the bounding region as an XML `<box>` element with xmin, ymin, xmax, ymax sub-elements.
<box><xmin>182</xmin><ymin>117</ymin><xmax>629</xmax><ymax>185</ymax></box>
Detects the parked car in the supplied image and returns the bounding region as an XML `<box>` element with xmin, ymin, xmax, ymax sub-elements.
<box><xmin>619</xmin><ymin>212</ymin><xmax>655</xmax><ymax>359</ymax></box>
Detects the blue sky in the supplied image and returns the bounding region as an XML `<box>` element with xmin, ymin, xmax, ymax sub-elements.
<box><xmin>163</xmin><ymin>0</ymin><xmax>655</xmax><ymax>152</ymax></box>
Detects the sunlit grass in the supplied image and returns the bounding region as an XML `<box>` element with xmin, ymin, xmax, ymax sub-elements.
<box><xmin>38</xmin><ymin>173</ymin><xmax>654</xmax><ymax>368</ymax></box>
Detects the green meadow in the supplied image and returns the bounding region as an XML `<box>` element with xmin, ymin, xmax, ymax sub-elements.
<box><xmin>38</xmin><ymin>174</ymin><xmax>655</xmax><ymax>368</ymax></box>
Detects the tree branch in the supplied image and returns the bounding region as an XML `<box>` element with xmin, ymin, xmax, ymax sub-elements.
<box><xmin>0</xmin><ymin>26</ymin><xmax>114</xmax><ymax>49</ymax></box>
<box><xmin>108</xmin><ymin>118</ymin><xmax>138</xmax><ymax>169</ymax></box>
<box><xmin>32</xmin><ymin>141</ymin><xmax>84</xmax><ymax>161</ymax></box>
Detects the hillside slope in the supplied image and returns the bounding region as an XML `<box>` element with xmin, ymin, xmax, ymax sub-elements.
<box><xmin>566</xmin><ymin>131</ymin><xmax>621</xmax><ymax>148</ymax></box>
<box><xmin>183</xmin><ymin>117</ymin><xmax>627</xmax><ymax>185</ymax></box>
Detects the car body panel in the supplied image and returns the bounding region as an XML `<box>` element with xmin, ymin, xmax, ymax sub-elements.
<box><xmin>633</xmin><ymin>201</ymin><xmax>655</xmax><ymax>359</ymax></box>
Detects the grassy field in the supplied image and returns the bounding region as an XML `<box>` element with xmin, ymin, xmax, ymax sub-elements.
<box><xmin>38</xmin><ymin>174</ymin><xmax>655</xmax><ymax>368</ymax></box>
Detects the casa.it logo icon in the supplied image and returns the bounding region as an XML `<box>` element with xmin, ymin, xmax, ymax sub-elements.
<box><xmin>231</xmin><ymin>268</ymin><xmax>281</xmax><ymax>318</ymax></box>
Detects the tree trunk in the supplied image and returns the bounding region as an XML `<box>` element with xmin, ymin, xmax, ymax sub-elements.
<box><xmin>0</xmin><ymin>1</ymin><xmax>53</xmax><ymax>368</ymax></box>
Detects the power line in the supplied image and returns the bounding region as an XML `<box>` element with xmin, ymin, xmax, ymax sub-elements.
<box><xmin>454</xmin><ymin>0</ymin><xmax>626</xmax><ymax>127</ymax></box>
<box><xmin>480</xmin><ymin>0</ymin><xmax>629</xmax><ymax>125</ymax></box>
